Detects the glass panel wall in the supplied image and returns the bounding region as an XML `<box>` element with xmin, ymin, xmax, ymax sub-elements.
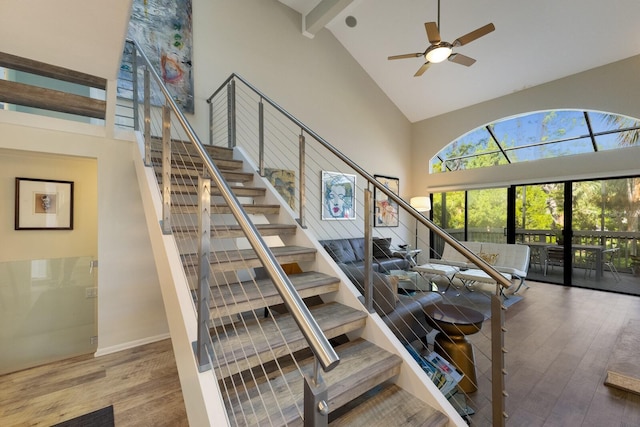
<box><xmin>0</xmin><ymin>256</ymin><xmax>97</xmax><ymax>374</ymax></box>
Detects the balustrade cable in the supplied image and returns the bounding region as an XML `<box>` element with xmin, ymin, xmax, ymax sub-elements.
<box><xmin>117</xmin><ymin>38</ymin><xmax>516</xmax><ymax>425</ymax></box>
<box><xmin>123</xmin><ymin>40</ymin><xmax>340</xmax><ymax>426</ymax></box>
<box><xmin>207</xmin><ymin>74</ymin><xmax>514</xmax><ymax>425</ymax></box>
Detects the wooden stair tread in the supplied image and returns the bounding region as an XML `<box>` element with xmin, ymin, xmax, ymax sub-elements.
<box><xmin>171</xmin><ymin>183</ymin><xmax>265</xmax><ymax>197</ymax></box>
<box><xmin>172</xmin><ymin>203</ymin><xmax>280</xmax><ymax>215</ymax></box>
<box><xmin>212</xmin><ymin>302</ymin><xmax>367</xmax><ymax>378</ymax></box>
<box><xmin>173</xmin><ymin>223</ymin><xmax>297</xmax><ymax>239</ymax></box>
<box><xmin>209</xmin><ymin>271</ymin><xmax>340</xmax><ymax>318</ymax></box>
<box><xmin>183</xmin><ymin>245</ymin><xmax>317</xmax><ymax>272</ymax></box>
<box><xmin>149</xmin><ymin>138</ymin><xmax>234</xmax><ymax>160</ymax></box>
<box><xmin>228</xmin><ymin>338</ymin><xmax>404</xmax><ymax>426</ymax></box>
<box><xmin>150</xmin><ymin>154</ymin><xmax>243</xmax><ymax>171</ymax></box>
<box><xmin>329</xmin><ymin>384</ymin><xmax>449</xmax><ymax>427</ymax></box>
<box><xmin>155</xmin><ymin>167</ymin><xmax>254</xmax><ymax>183</ymax></box>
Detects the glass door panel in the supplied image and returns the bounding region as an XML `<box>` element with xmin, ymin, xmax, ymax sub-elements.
<box><xmin>432</xmin><ymin>191</ymin><xmax>465</xmax><ymax>259</ymax></box>
<box><xmin>467</xmin><ymin>188</ymin><xmax>507</xmax><ymax>243</ymax></box>
<box><xmin>515</xmin><ymin>183</ymin><xmax>565</xmax><ymax>284</ymax></box>
<box><xmin>572</xmin><ymin>178</ymin><xmax>640</xmax><ymax>292</ymax></box>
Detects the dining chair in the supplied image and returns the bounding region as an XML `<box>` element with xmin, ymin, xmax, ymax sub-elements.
<box><xmin>543</xmin><ymin>246</ymin><xmax>565</xmax><ymax>276</ymax></box>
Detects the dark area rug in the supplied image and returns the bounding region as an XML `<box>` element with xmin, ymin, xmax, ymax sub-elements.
<box><xmin>52</xmin><ymin>405</ymin><xmax>114</xmax><ymax>427</ymax></box>
<box><xmin>439</xmin><ymin>282</ymin><xmax>523</xmax><ymax>319</ymax></box>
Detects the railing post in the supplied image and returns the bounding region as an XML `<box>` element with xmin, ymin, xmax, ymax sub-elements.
<box><xmin>363</xmin><ymin>188</ymin><xmax>374</xmax><ymax>313</ymax></box>
<box><xmin>194</xmin><ymin>175</ymin><xmax>213</xmax><ymax>372</ymax></box>
<box><xmin>298</xmin><ymin>131</ymin><xmax>306</xmax><ymax>228</ymax></box>
<box><xmin>258</xmin><ymin>98</ymin><xmax>265</xmax><ymax>175</ymax></box>
<box><xmin>208</xmin><ymin>97</ymin><xmax>213</xmax><ymax>146</ymax></box>
<box><xmin>492</xmin><ymin>285</ymin><xmax>507</xmax><ymax>426</ymax></box>
<box><xmin>303</xmin><ymin>358</ymin><xmax>328</xmax><ymax>427</ymax></box>
<box><xmin>143</xmin><ymin>67</ymin><xmax>151</xmax><ymax>167</ymax></box>
<box><xmin>131</xmin><ymin>43</ymin><xmax>139</xmax><ymax>132</ymax></box>
<box><xmin>161</xmin><ymin>104</ymin><xmax>172</xmax><ymax>234</ymax></box>
<box><xmin>227</xmin><ymin>79</ymin><xmax>236</xmax><ymax>148</ymax></box>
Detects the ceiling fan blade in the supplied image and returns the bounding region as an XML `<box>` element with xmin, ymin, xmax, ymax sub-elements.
<box><xmin>425</xmin><ymin>22</ymin><xmax>441</xmax><ymax>44</ymax></box>
<box><xmin>453</xmin><ymin>23</ymin><xmax>495</xmax><ymax>47</ymax></box>
<box><xmin>448</xmin><ymin>53</ymin><xmax>476</xmax><ymax>66</ymax></box>
<box><xmin>388</xmin><ymin>53</ymin><xmax>423</xmax><ymax>60</ymax></box>
<box><xmin>414</xmin><ymin>62</ymin><xmax>431</xmax><ymax>77</ymax></box>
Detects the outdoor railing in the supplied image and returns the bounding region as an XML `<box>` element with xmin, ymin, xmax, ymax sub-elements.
<box><xmin>434</xmin><ymin>227</ymin><xmax>640</xmax><ymax>273</ymax></box>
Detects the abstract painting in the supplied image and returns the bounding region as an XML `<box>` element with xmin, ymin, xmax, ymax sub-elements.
<box><xmin>264</xmin><ymin>168</ymin><xmax>296</xmax><ymax>209</ymax></box>
<box><xmin>125</xmin><ymin>0</ymin><xmax>194</xmax><ymax>113</ymax></box>
<box><xmin>374</xmin><ymin>175</ymin><xmax>399</xmax><ymax>227</ymax></box>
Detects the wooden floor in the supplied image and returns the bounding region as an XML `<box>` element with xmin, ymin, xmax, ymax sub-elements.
<box><xmin>472</xmin><ymin>280</ymin><xmax>640</xmax><ymax>426</ymax></box>
<box><xmin>1</xmin><ymin>282</ymin><xmax>639</xmax><ymax>426</ymax></box>
<box><xmin>0</xmin><ymin>339</ymin><xmax>188</xmax><ymax>426</ymax></box>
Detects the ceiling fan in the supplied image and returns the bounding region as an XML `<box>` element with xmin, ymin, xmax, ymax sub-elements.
<box><xmin>388</xmin><ymin>0</ymin><xmax>495</xmax><ymax>76</ymax></box>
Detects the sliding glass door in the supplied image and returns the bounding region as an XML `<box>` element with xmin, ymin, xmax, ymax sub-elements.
<box><xmin>431</xmin><ymin>176</ymin><xmax>640</xmax><ymax>294</ymax></box>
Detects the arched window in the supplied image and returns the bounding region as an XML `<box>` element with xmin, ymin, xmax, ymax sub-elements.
<box><xmin>430</xmin><ymin>110</ymin><xmax>640</xmax><ymax>173</ymax></box>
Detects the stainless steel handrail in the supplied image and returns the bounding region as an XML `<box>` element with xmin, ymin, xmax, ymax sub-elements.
<box><xmin>207</xmin><ymin>73</ymin><xmax>512</xmax><ymax>290</ymax></box>
<box><xmin>130</xmin><ymin>40</ymin><xmax>339</xmax><ymax>372</ymax></box>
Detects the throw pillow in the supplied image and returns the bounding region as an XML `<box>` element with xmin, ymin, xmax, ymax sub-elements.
<box><xmin>478</xmin><ymin>251</ymin><xmax>499</xmax><ymax>265</ymax></box>
<box><xmin>373</xmin><ymin>237</ymin><xmax>394</xmax><ymax>258</ymax></box>
<box><xmin>324</xmin><ymin>240</ymin><xmax>357</xmax><ymax>263</ymax></box>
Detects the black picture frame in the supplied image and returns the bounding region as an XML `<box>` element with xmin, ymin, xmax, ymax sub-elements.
<box><xmin>15</xmin><ymin>177</ymin><xmax>74</xmax><ymax>230</ymax></box>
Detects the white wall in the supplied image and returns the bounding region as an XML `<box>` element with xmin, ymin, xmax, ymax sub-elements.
<box><xmin>190</xmin><ymin>1</ymin><xmax>410</xmax><ymax>175</ymax></box>
<box><xmin>0</xmin><ymin>114</ymin><xmax>168</xmax><ymax>354</ymax></box>
<box><xmin>411</xmin><ymin>55</ymin><xmax>640</xmax><ymax>193</ymax></box>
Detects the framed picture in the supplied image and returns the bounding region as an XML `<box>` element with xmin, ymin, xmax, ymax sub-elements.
<box><xmin>374</xmin><ymin>175</ymin><xmax>399</xmax><ymax>227</ymax></box>
<box><xmin>264</xmin><ymin>168</ymin><xmax>296</xmax><ymax>209</ymax></box>
<box><xmin>15</xmin><ymin>178</ymin><xmax>74</xmax><ymax>230</ymax></box>
<box><xmin>321</xmin><ymin>171</ymin><xmax>356</xmax><ymax>220</ymax></box>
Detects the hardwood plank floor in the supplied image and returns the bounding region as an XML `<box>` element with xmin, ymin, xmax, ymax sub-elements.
<box><xmin>0</xmin><ymin>339</ymin><xmax>187</xmax><ymax>426</ymax></box>
<box><xmin>470</xmin><ymin>280</ymin><xmax>640</xmax><ymax>426</ymax></box>
<box><xmin>1</xmin><ymin>281</ymin><xmax>639</xmax><ymax>426</ymax></box>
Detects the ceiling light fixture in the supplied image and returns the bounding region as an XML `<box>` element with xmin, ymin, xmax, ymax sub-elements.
<box><xmin>425</xmin><ymin>44</ymin><xmax>452</xmax><ymax>63</ymax></box>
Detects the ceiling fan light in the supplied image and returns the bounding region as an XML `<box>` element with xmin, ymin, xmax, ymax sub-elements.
<box><xmin>425</xmin><ymin>45</ymin><xmax>452</xmax><ymax>63</ymax></box>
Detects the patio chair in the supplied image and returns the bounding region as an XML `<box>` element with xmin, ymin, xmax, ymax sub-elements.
<box><xmin>585</xmin><ymin>247</ymin><xmax>621</xmax><ymax>281</ymax></box>
<box><xmin>544</xmin><ymin>246</ymin><xmax>565</xmax><ymax>276</ymax></box>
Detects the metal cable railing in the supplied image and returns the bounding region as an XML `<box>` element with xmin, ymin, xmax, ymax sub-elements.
<box><xmin>124</xmin><ymin>40</ymin><xmax>340</xmax><ymax>426</ymax></box>
<box><xmin>208</xmin><ymin>74</ymin><xmax>514</xmax><ymax>426</ymax></box>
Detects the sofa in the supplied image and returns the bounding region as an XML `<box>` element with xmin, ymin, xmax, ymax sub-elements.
<box><xmin>321</xmin><ymin>237</ymin><xmax>442</xmax><ymax>343</ymax></box>
<box><xmin>320</xmin><ymin>237</ymin><xmax>409</xmax><ymax>273</ymax></box>
<box><xmin>429</xmin><ymin>241</ymin><xmax>530</xmax><ymax>293</ymax></box>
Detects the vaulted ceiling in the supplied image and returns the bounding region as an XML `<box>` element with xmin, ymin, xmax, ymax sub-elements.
<box><xmin>280</xmin><ymin>0</ymin><xmax>640</xmax><ymax>122</ymax></box>
<box><xmin>1</xmin><ymin>1</ymin><xmax>639</xmax><ymax>125</ymax></box>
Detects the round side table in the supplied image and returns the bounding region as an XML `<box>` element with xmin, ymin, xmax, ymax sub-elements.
<box><xmin>424</xmin><ymin>303</ymin><xmax>484</xmax><ymax>393</ymax></box>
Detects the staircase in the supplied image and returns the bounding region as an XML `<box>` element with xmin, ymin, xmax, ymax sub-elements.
<box><xmin>150</xmin><ymin>138</ymin><xmax>451</xmax><ymax>426</ymax></box>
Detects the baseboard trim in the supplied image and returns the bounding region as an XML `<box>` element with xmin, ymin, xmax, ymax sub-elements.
<box><xmin>94</xmin><ymin>333</ymin><xmax>171</xmax><ymax>357</ymax></box>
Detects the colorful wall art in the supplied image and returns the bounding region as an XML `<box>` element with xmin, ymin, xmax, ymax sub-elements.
<box><xmin>125</xmin><ymin>0</ymin><xmax>194</xmax><ymax>113</ymax></box>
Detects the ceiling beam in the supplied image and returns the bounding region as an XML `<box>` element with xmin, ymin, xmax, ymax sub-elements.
<box><xmin>303</xmin><ymin>0</ymin><xmax>353</xmax><ymax>38</ymax></box>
